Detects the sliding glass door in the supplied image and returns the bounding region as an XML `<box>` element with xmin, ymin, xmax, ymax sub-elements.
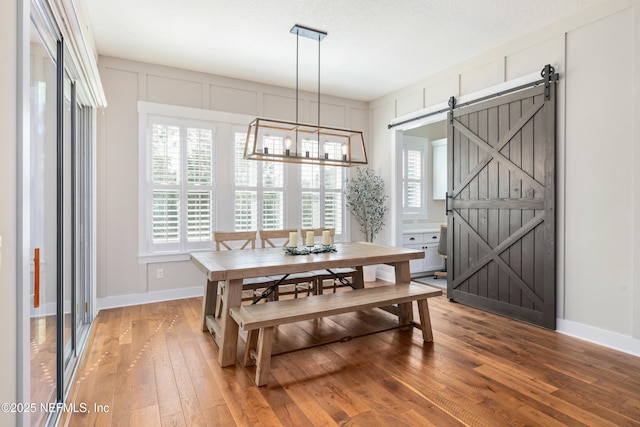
<box><xmin>29</xmin><ymin>18</ymin><xmax>94</xmax><ymax>427</ymax></box>
<box><xmin>75</xmin><ymin>103</ymin><xmax>93</xmax><ymax>351</ymax></box>
<box><xmin>29</xmin><ymin>23</ymin><xmax>58</xmax><ymax>427</ymax></box>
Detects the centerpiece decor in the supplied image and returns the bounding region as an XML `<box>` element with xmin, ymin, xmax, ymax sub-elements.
<box><xmin>284</xmin><ymin>245</ymin><xmax>337</xmax><ymax>256</ymax></box>
<box><xmin>284</xmin><ymin>229</ymin><xmax>337</xmax><ymax>255</ymax></box>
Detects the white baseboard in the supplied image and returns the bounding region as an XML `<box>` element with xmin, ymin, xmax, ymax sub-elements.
<box><xmin>556</xmin><ymin>319</ymin><xmax>640</xmax><ymax>358</ymax></box>
<box><xmin>30</xmin><ymin>300</ymin><xmax>72</xmax><ymax>318</ymax></box>
<box><xmin>378</xmin><ymin>267</ymin><xmax>640</xmax><ymax>358</ymax></box>
<box><xmin>377</xmin><ymin>267</ymin><xmax>393</xmax><ymax>282</ymax></box>
<box><xmin>96</xmin><ymin>286</ymin><xmax>203</xmax><ymax>312</ymax></box>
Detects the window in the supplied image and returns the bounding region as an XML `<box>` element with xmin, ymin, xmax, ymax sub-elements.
<box><xmin>402</xmin><ymin>140</ymin><xmax>426</xmax><ymax>215</ymax></box>
<box><xmin>233</xmin><ymin>131</ymin><xmax>345</xmax><ymax>238</ymax></box>
<box><xmin>142</xmin><ymin>115</ymin><xmax>215</xmax><ymax>254</ymax></box>
<box><xmin>301</xmin><ymin>163</ymin><xmax>344</xmax><ymax>235</ymax></box>
<box><xmin>138</xmin><ymin>103</ymin><xmax>348</xmax><ymax>256</ymax></box>
<box><xmin>234</xmin><ymin>128</ymin><xmax>284</xmax><ymax>231</ymax></box>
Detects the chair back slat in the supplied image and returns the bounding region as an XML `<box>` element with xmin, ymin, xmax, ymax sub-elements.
<box><xmin>214</xmin><ymin>231</ymin><xmax>257</xmax><ymax>251</ymax></box>
<box><xmin>259</xmin><ymin>229</ymin><xmax>296</xmax><ymax>248</ymax></box>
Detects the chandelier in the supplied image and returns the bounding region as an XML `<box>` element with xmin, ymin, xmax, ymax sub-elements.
<box><xmin>244</xmin><ymin>24</ymin><xmax>367</xmax><ymax>167</ymax></box>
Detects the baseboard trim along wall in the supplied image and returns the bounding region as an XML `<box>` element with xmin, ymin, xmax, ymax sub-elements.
<box><xmin>97</xmin><ymin>286</ymin><xmax>204</xmax><ymax>312</ymax></box>
<box><xmin>556</xmin><ymin>319</ymin><xmax>640</xmax><ymax>358</ymax></box>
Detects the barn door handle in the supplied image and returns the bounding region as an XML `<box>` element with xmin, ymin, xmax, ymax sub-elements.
<box><xmin>445</xmin><ymin>192</ymin><xmax>453</xmax><ymax>215</ymax></box>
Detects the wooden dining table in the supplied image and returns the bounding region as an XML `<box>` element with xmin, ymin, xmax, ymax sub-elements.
<box><xmin>190</xmin><ymin>242</ymin><xmax>425</xmax><ymax>367</ymax></box>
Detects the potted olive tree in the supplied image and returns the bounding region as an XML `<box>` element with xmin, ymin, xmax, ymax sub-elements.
<box><xmin>345</xmin><ymin>168</ymin><xmax>388</xmax><ymax>281</ymax></box>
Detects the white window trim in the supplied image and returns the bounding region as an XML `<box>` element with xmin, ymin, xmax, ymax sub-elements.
<box><xmin>137</xmin><ymin>101</ymin><xmax>253</xmax><ymax>263</ymax></box>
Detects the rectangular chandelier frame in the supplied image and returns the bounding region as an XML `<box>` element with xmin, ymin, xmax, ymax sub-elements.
<box><xmin>243</xmin><ymin>23</ymin><xmax>368</xmax><ymax>168</ymax></box>
<box><xmin>244</xmin><ymin>117</ymin><xmax>367</xmax><ymax>167</ymax></box>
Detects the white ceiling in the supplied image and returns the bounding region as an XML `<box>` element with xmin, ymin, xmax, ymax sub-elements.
<box><xmin>83</xmin><ymin>0</ymin><xmax>602</xmax><ymax>102</ymax></box>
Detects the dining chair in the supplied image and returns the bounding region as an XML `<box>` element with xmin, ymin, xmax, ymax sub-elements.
<box><xmin>302</xmin><ymin>228</ymin><xmax>357</xmax><ymax>294</ymax></box>
<box><xmin>258</xmin><ymin>229</ymin><xmax>317</xmax><ymax>299</ymax></box>
<box><xmin>212</xmin><ymin>231</ymin><xmax>276</xmax><ymax>317</ymax></box>
<box><xmin>214</xmin><ymin>230</ymin><xmax>256</xmax><ymax>250</ymax></box>
<box><xmin>434</xmin><ymin>224</ymin><xmax>448</xmax><ymax>279</ymax></box>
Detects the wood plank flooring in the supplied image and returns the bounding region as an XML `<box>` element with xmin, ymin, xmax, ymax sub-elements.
<box><xmin>30</xmin><ymin>314</ymin><xmax>57</xmax><ymax>427</ymax></box>
<box><xmin>61</xmin><ymin>283</ymin><xmax>640</xmax><ymax>426</ymax></box>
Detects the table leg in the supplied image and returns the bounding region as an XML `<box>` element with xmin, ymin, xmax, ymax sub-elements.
<box><xmin>393</xmin><ymin>260</ymin><xmax>412</xmax><ymax>285</ymax></box>
<box><xmin>218</xmin><ymin>278</ymin><xmax>243</xmax><ymax>367</ymax></box>
<box><xmin>353</xmin><ymin>266</ymin><xmax>364</xmax><ymax>289</ymax></box>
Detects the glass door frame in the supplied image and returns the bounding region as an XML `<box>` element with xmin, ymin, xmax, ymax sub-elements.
<box><xmin>19</xmin><ymin>1</ymin><xmax>98</xmax><ymax>424</ymax></box>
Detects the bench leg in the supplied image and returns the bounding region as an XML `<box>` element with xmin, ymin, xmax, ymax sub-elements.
<box><xmin>398</xmin><ymin>301</ymin><xmax>413</xmax><ymax>330</ymax></box>
<box><xmin>255</xmin><ymin>327</ymin><xmax>274</xmax><ymax>386</ymax></box>
<box><xmin>244</xmin><ymin>330</ymin><xmax>259</xmax><ymax>367</ymax></box>
<box><xmin>218</xmin><ymin>279</ymin><xmax>243</xmax><ymax>367</ymax></box>
<box><xmin>417</xmin><ymin>299</ymin><xmax>434</xmax><ymax>342</ymax></box>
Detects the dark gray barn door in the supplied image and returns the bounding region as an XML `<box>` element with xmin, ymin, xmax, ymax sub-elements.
<box><xmin>447</xmin><ymin>84</ymin><xmax>556</xmax><ymax>329</ymax></box>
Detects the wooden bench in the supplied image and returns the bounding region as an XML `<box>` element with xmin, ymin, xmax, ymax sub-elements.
<box><xmin>229</xmin><ymin>282</ymin><xmax>442</xmax><ymax>386</ymax></box>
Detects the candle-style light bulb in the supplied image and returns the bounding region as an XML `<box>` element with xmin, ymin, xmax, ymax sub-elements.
<box><xmin>323</xmin><ymin>141</ymin><xmax>329</xmax><ymax>159</ymax></box>
<box><xmin>284</xmin><ymin>136</ymin><xmax>292</xmax><ymax>155</ymax></box>
<box><xmin>303</xmin><ymin>139</ymin><xmax>310</xmax><ymax>157</ymax></box>
<box><xmin>341</xmin><ymin>142</ymin><xmax>348</xmax><ymax>161</ymax></box>
<box><xmin>263</xmin><ymin>134</ymin><xmax>270</xmax><ymax>154</ymax></box>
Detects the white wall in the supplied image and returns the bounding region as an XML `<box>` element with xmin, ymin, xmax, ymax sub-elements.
<box><xmin>96</xmin><ymin>57</ymin><xmax>369</xmax><ymax>307</ymax></box>
<box><xmin>371</xmin><ymin>0</ymin><xmax>640</xmax><ymax>355</ymax></box>
<box><xmin>564</xmin><ymin>8</ymin><xmax>634</xmax><ymax>334</ymax></box>
<box><xmin>1</xmin><ymin>0</ymin><xmax>18</xmax><ymax>424</ymax></box>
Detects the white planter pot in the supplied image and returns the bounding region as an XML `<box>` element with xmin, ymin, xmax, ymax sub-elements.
<box><xmin>363</xmin><ymin>265</ymin><xmax>377</xmax><ymax>282</ymax></box>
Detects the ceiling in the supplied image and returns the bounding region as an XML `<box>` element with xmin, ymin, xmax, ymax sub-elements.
<box><xmin>83</xmin><ymin>0</ymin><xmax>602</xmax><ymax>102</ymax></box>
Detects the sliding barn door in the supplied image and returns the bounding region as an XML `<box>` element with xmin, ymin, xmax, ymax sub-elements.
<box><xmin>447</xmin><ymin>84</ymin><xmax>556</xmax><ymax>329</ymax></box>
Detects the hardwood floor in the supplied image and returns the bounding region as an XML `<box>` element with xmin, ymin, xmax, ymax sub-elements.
<box><xmin>61</xmin><ymin>283</ymin><xmax>640</xmax><ymax>426</ymax></box>
<box><xmin>30</xmin><ymin>315</ymin><xmax>57</xmax><ymax>427</ymax></box>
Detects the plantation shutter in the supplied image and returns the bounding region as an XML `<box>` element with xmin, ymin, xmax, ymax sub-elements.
<box><xmin>152</xmin><ymin>124</ymin><xmax>181</xmax><ymax>243</ymax></box>
<box><xmin>147</xmin><ymin>118</ymin><xmax>214</xmax><ymax>251</ymax></box>
<box><xmin>234</xmin><ymin>130</ymin><xmax>284</xmax><ymax>231</ymax></box>
<box><xmin>403</xmin><ymin>146</ymin><xmax>423</xmax><ymax>211</ymax></box>
<box><xmin>186</xmin><ymin>127</ymin><xmax>213</xmax><ymax>242</ymax></box>
<box><xmin>234</xmin><ymin>132</ymin><xmax>258</xmax><ymax>230</ymax></box>
<box><xmin>301</xmin><ymin>164</ymin><xmax>321</xmax><ymax>229</ymax></box>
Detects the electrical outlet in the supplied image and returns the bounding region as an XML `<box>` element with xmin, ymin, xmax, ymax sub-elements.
<box><xmin>156</xmin><ymin>268</ymin><xmax>164</xmax><ymax>279</ymax></box>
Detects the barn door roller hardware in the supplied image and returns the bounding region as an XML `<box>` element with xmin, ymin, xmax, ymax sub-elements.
<box><xmin>448</xmin><ymin>96</ymin><xmax>457</xmax><ymax>124</ymax></box>
<box><xmin>541</xmin><ymin>64</ymin><xmax>558</xmax><ymax>100</ymax></box>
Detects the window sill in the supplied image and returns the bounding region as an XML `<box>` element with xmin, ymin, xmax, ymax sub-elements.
<box><xmin>138</xmin><ymin>252</ymin><xmax>192</xmax><ymax>264</ymax></box>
